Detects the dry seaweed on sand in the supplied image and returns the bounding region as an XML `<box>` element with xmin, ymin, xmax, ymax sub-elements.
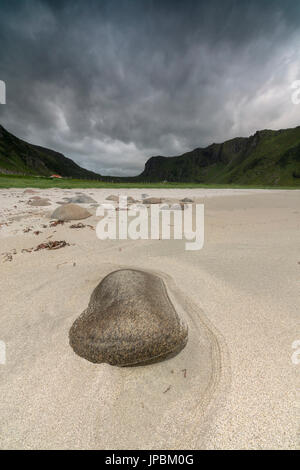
<box><xmin>34</xmin><ymin>240</ymin><xmax>70</xmax><ymax>251</ymax></box>
<box><xmin>2</xmin><ymin>248</ymin><xmax>17</xmax><ymax>262</ymax></box>
<box><xmin>70</xmin><ymin>222</ymin><xmax>85</xmax><ymax>229</ymax></box>
<box><xmin>49</xmin><ymin>220</ymin><xmax>65</xmax><ymax>227</ymax></box>
<box><xmin>2</xmin><ymin>253</ymin><xmax>13</xmax><ymax>262</ymax></box>
<box><xmin>69</xmin><ymin>222</ymin><xmax>94</xmax><ymax>230</ymax></box>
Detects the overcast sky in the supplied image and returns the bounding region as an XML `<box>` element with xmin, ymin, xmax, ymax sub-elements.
<box><xmin>1</xmin><ymin>0</ymin><xmax>300</xmax><ymax>176</ymax></box>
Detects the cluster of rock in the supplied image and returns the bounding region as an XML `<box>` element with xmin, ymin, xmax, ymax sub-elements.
<box><xmin>105</xmin><ymin>195</ymin><xmax>195</xmax><ymax>207</ymax></box>
<box><xmin>105</xmin><ymin>195</ymin><xmax>138</xmax><ymax>204</ymax></box>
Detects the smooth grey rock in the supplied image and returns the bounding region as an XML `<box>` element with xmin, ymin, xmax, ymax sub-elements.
<box><xmin>180</xmin><ymin>198</ymin><xmax>194</xmax><ymax>203</ymax></box>
<box><xmin>23</xmin><ymin>189</ymin><xmax>38</xmax><ymax>194</ymax></box>
<box><xmin>106</xmin><ymin>195</ymin><xmax>119</xmax><ymax>202</ymax></box>
<box><xmin>170</xmin><ymin>203</ymin><xmax>182</xmax><ymax>210</ymax></box>
<box><xmin>27</xmin><ymin>198</ymin><xmax>51</xmax><ymax>206</ymax></box>
<box><xmin>69</xmin><ymin>269</ymin><xmax>188</xmax><ymax>366</ymax></box>
<box><xmin>50</xmin><ymin>203</ymin><xmax>91</xmax><ymax>221</ymax></box>
<box><xmin>65</xmin><ymin>195</ymin><xmax>97</xmax><ymax>204</ymax></box>
<box><xmin>143</xmin><ymin>197</ymin><xmax>163</xmax><ymax>204</ymax></box>
<box><xmin>127</xmin><ymin>196</ymin><xmax>139</xmax><ymax>203</ymax></box>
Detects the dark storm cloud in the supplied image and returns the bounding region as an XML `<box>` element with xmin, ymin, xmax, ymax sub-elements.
<box><xmin>1</xmin><ymin>0</ymin><xmax>300</xmax><ymax>175</ymax></box>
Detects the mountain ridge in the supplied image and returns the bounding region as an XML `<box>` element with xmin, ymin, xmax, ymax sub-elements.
<box><xmin>1</xmin><ymin>123</ymin><xmax>300</xmax><ymax>185</ymax></box>
<box><xmin>0</xmin><ymin>124</ymin><xmax>101</xmax><ymax>180</ymax></box>
<box><xmin>139</xmin><ymin>127</ymin><xmax>300</xmax><ymax>186</ymax></box>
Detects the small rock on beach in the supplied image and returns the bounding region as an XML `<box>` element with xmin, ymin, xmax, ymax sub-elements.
<box><xmin>180</xmin><ymin>197</ymin><xmax>194</xmax><ymax>203</ymax></box>
<box><xmin>143</xmin><ymin>197</ymin><xmax>163</xmax><ymax>204</ymax></box>
<box><xmin>65</xmin><ymin>195</ymin><xmax>97</xmax><ymax>204</ymax></box>
<box><xmin>28</xmin><ymin>198</ymin><xmax>51</xmax><ymax>206</ymax></box>
<box><xmin>50</xmin><ymin>204</ymin><xmax>91</xmax><ymax>221</ymax></box>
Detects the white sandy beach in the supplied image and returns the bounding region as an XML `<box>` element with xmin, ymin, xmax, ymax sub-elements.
<box><xmin>0</xmin><ymin>187</ymin><xmax>299</xmax><ymax>449</ymax></box>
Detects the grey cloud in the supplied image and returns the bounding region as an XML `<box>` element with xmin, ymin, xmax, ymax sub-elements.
<box><xmin>1</xmin><ymin>0</ymin><xmax>300</xmax><ymax>175</ymax></box>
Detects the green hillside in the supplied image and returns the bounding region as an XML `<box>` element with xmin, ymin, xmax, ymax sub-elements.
<box><xmin>139</xmin><ymin>127</ymin><xmax>300</xmax><ymax>186</ymax></box>
<box><xmin>1</xmin><ymin>123</ymin><xmax>300</xmax><ymax>186</ymax></box>
<box><xmin>0</xmin><ymin>125</ymin><xmax>101</xmax><ymax>179</ymax></box>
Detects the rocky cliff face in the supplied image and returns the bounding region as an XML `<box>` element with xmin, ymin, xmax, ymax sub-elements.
<box><xmin>139</xmin><ymin>127</ymin><xmax>300</xmax><ymax>186</ymax></box>
<box><xmin>1</xmin><ymin>122</ymin><xmax>300</xmax><ymax>185</ymax></box>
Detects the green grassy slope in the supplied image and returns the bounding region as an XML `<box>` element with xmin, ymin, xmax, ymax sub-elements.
<box><xmin>0</xmin><ymin>125</ymin><xmax>101</xmax><ymax>179</ymax></box>
<box><xmin>139</xmin><ymin>127</ymin><xmax>300</xmax><ymax>186</ymax></box>
<box><xmin>1</xmin><ymin>123</ymin><xmax>300</xmax><ymax>186</ymax></box>
<box><xmin>0</xmin><ymin>173</ymin><xmax>297</xmax><ymax>189</ymax></box>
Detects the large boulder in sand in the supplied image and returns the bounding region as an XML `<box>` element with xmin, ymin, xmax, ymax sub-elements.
<box><xmin>50</xmin><ymin>203</ymin><xmax>91</xmax><ymax>221</ymax></box>
<box><xmin>69</xmin><ymin>269</ymin><xmax>188</xmax><ymax>366</ymax></box>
